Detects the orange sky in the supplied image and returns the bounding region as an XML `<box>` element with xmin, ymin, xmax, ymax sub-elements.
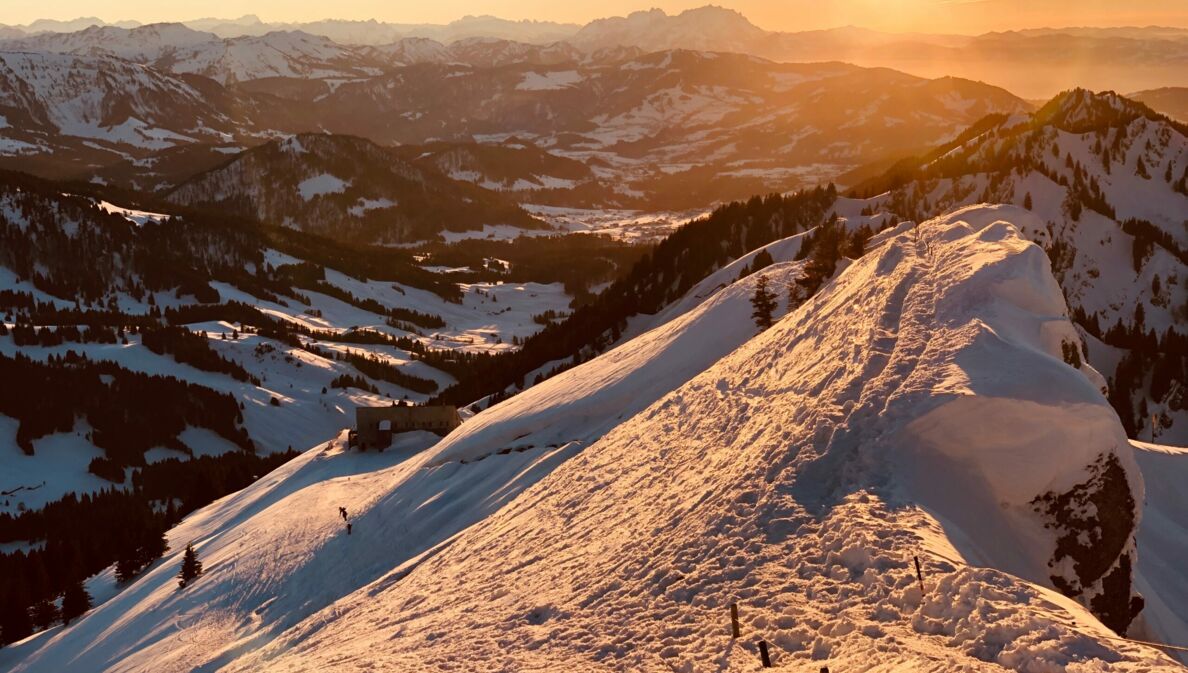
<box><xmin>5</xmin><ymin>0</ymin><xmax>1188</xmax><ymax>34</ymax></box>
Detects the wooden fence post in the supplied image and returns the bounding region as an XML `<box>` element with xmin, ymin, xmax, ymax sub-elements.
<box><xmin>758</xmin><ymin>640</ymin><xmax>772</xmax><ymax>668</ymax></box>
<box><xmin>730</xmin><ymin>603</ymin><xmax>740</xmax><ymax>638</ymax></box>
<box><xmin>914</xmin><ymin>555</ymin><xmax>925</xmax><ymax>594</ymax></box>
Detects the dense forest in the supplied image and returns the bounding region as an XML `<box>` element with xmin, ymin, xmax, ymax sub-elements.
<box><xmin>0</xmin><ymin>352</ymin><xmax>251</xmax><ymax>466</ymax></box>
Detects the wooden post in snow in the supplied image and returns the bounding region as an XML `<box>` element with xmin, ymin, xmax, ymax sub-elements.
<box><xmin>730</xmin><ymin>603</ymin><xmax>740</xmax><ymax>638</ymax></box>
<box><xmin>914</xmin><ymin>555</ymin><xmax>925</xmax><ymax>594</ymax></box>
<box><xmin>758</xmin><ymin>640</ymin><xmax>772</xmax><ymax>668</ymax></box>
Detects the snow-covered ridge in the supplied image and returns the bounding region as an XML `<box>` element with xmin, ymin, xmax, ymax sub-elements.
<box><xmin>226</xmin><ymin>204</ymin><xmax>1161</xmax><ymax>669</ymax></box>
<box><xmin>866</xmin><ymin>88</ymin><xmax>1188</xmax><ymax>445</ymax></box>
<box><xmin>6</xmin><ymin>205</ymin><xmax>1175</xmax><ymax>671</ymax></box>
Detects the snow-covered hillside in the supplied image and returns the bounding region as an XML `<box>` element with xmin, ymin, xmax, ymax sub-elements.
<box><xmin>0</xmin><ymin>51</ymin><xmax>236</xmax><ymax>157</ymax></box>
<box><xmin>166</xmin><ymin>133</ymin><xmax>544</xmax><ymax>243</ymax></box>
<box><xmin>6</xmin><ymin>205</ymin><xmax>1177</xmax><ymax>671</ymax></box>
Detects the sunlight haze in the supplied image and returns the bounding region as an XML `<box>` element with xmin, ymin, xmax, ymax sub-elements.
<box><xmin>4</xmin><ymin>0</ymin><xmax>1188</xmax><ymax>33</ymax></box>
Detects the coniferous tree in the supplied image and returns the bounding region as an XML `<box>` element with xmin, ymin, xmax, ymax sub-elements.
<box><xmin>0</xmin><ymin>588</ymin><xmax>33</xmax><ymax>645</ymax></box>
<box><xmin>30</xmin><ymin>599</ymin><xmax>59</xmax><ymax>631</ymax></box>
<box><xmin>1022</xmin><ymin>192</ymin><xmax>1033</xmax><ymax>210</ymax></box>
<box><xmin>60</xmin><ymin>581</ymin><xmax>91</xmax><ymax>626</ymax></box>
<box><xmin>750</xmin><ymin>275</ymin><xmax>777</xmax><ymax>330</ymax></box>
<box><xmin>844</xmin><ymin>224</ymin><xmax>871</xmax><ymax>259</ymax></box>
<box><xmin>750</xmin><ymin>249</ymin><xmax>774</xmax><ymax>274</ymax></box>
<box><xmin>115</xmin><ymin>557</ymin><xmax>140</xmax><ymax>584</ymax></box>
<box><xmin>178</xmin><ymin>543</ymin><xmax>203</xmax><ymax>588</ymax></box>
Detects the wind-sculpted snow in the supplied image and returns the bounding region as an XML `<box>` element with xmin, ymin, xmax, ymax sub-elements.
<box><xmin>6</xmin><ymin>205</ymin><xmax>1174</xmax><ymax>671</ymax></box>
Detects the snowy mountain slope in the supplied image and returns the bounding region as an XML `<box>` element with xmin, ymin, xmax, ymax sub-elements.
<box><xmin>0</xmin><ymin>51</ymin><xmax>238</xmax><ymax>163</ymax></box>
<box><xmin>0</xmin><ymin>429</ymin><xmax>441</xmax><ymax>673</ymax></box>
<box><xmin>0</xmin><ymin>179</ymin><xmax>569</xmax><ymax>519</ymax></box>
<box><xmin>167</xmin><ymin>31</ymin><xmax>379</xmax><ymax>85</ymax></box>
<box><xmin>0</xmin><ymin>23</ymin><xmax>218</xmax><ymax>64</ymax></box>
<box><xmin>0</xmin><ymin>25</ymin><xmax>380</xmax><ymax>85</ymax></box>
<box><xmin>0</xmin><ymin>271</ymin><xmax>569</xmax><ymax>515</ymax></box>
<box><xmin>1131</xmin><ymin>440</ymin><xmax>1188</xmax><ymax>663</ymax></box>
<box><xmin>854</xmin><ymin>89</ymin><xmax>1188</xmax><ymax>444</ymax></box>
<box><xmin>165</xmin><ymin>133</ymin><xmax>544</xmax><ymax>243</ymax></box>
<box><xmin>8</xmin><ymin>205</ymin><xmax>1175</xmax><ymax>671</ymax></box>
<box><xmin>623</xmin><ymin>230</ymin><xmax>809</xmax><ymax>340</ymax></box>
<box><xmin>227</xmin><ymin>205</ymin><xmax>1159</xmax><ymax>671</ymax></box>
<box><xmin>0</xmin><ymin>324</ymin><xmax>418</xmax><ymax>513</ymax></box>
<box><xmin>428</xmin><ymin>257</ymin><xmax>806</xmax><ymax>465</ymax></box>
<box><xmin>1</xmin><ymin>234</ymin><xmax>806</xmax><ymax>673</ymax></box>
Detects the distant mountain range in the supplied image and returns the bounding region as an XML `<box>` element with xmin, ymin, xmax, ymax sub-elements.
<box><xmin>1130</xmin><ymin>87</ymin><xmax>1188</xmax><ymax>122</ymax></box>
<box><xmin>0</xmin><ymin>14</ymin><xmax>582</xmax><ymax>45</ymax></box>
<box><xmin>5</xmin><ymin>6</ymin><xmax>1185</xmax><ymax>98</ymax></box>
<box><xmin>0</xmin><ymin>41</ymin><xmax>1029</xmax><ymax>222</ymax></box>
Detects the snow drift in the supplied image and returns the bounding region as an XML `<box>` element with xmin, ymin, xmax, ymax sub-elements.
<box><xmin>5</xmin><ymin>204</ymin><xmax>1175</xmax><ymax>671</ymax></box>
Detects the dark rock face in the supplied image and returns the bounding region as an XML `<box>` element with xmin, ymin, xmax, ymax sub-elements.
<box><xmin>1032</xmin><ymin>452</ymin><xmax>1143</xmax><ymax>634</ymax></box>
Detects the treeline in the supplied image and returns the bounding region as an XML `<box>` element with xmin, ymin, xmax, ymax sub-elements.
<box><xmin>0</xmin><ymin>352</ymin><xmax>251</xmax><ymax>467</ymax></box>
<box><xmin>3</xmin><ymin>320</ymin><xmax>258</xmax><ymax>385</ymax></box>
<box><xmin>140</xmin><ymin>325</ymin><xmax>258</xmax><ymax>384</ymax></box>
<box><xmin>432</xmin><ymin>186</ymin><xmax>838</xmax><ymax>405</ymax></box>
<box><xmin>1120</xmin><ymin>217</ymin><xmax>1188</xmax><ymax>268</ymax></box>
<box><xmin>328</xmin><ymin>349</ymin><xmax>437</xmax><ymax>395</ymax></box>
<box><xmin>6</xmin><ymin>322</ymin><xmax>121</xmax><ymax>347</ymax></box>
<box><xmin>0</xmin><ymin>449</ymin><xmax>298</xmax><ymax>646</ymax></box>
<box><xmin>330</xmin><ymin>374</ymin><xmax>377</xmax><ymax>392</ymax></box>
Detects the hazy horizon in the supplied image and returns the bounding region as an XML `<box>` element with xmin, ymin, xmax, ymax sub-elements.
<box><xmin>4</xmin><ymin>0</ymin><xmax>1188</xmax><ymax>36</ymax></box>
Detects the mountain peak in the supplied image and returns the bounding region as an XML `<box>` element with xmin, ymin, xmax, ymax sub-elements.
<box><xmin>1034</xmin><ymin>87</ymin><xmax>1167</xmax><ymax>132</ymax></box>
<box><xmin>574</xmin><ymin>4</ymin><xmax>765</xmax><ymax>51</ymax></box>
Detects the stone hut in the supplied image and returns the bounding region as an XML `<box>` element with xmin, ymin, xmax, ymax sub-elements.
<box><xmin>353</xmin><ymin>404</ymin><xmax>461</xmax><ymax>450</ymax></box>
